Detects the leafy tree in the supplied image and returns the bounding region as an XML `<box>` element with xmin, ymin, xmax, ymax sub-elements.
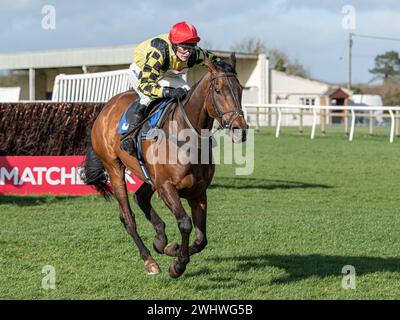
<box><xmin>268</xmin><ymin>48</ymin><xmax>288</xmax><ymax>71</ymax></box>
<box><xmin>350</xmin><ymin>85</ymin><xmax>362</xmax><ymax>94</ymax></box>
<box><xmin>369</xmin><ymin>50</ymin><xmax>400</xmax><ymax>81</ymax></box>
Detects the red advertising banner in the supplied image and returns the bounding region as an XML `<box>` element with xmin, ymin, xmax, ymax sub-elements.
<box><xmin>0</xmin><ymin>156</ymin><xmax>143</xmax><ymax>195</ymax></box>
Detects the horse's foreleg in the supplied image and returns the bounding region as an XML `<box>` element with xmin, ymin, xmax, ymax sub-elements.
<box><xmin>104</xmin><ymin>162</ymin><xmax>160</xmax><ymax>275</ymax></box>
<box><xmin>188</xmin><ymin>193</ymin><xmax>208</xmax><ymax>255</ymax></box>
<box><xmin>158</xmin><ymin>182</ymin><xmax>192</xmax><ymax>278</ymax></box>
<box><xmin>163</xmin><ymin>193</ymin><xmax>208</xmax><ymax>257</ymax></box>
<box><xmin>134</xmin><ymin>183</ymin><xmax>168</xmax><ymax>254</ymax></box>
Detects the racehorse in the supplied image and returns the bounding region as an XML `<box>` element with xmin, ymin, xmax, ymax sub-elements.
<box><xmin>82</xmin><ymin>53</ymin><xmax>248</xmax><ymax>278</ymax></box>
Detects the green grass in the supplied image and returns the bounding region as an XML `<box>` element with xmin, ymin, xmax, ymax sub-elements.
<box><xmin>1</xmin><ymin>126</ymin><xmax>400</xmax><ymax>299</ymax></box>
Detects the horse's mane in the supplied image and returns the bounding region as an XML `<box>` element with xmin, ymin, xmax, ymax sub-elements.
<box><xmin>213</xmin><ymin>59</ymin><xmax>236</xmax><ymax>74</ymax></box>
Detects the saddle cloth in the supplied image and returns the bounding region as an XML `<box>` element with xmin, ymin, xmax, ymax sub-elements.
<box><xmin>118</xmin><ymin>98</ymin><xmax>173</xmax><ymax>135</ymax></box>
<box><xmin>118</xmin><ymin>97</ymin><xmax>174</xmax><ymax>187</ymax></box>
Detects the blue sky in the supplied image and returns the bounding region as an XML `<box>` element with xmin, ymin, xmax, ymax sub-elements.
<box><xmin>1</xmin><ymin>0</ymin><xmax>400</xmax><ymax>84</ymax></box>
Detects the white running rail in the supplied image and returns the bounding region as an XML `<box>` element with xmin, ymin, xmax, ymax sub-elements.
<box><xmin>243</xmin><ymin>104</ymin><xmax>400</xmax><ymax>143</ymax></box>
<box><xmin>52</xmin><ymin>69</ymin><xmax>132</xmax><ymax>103</ymax></box>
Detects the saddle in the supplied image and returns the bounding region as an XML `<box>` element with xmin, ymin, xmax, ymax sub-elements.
<box><xmin>118</xmin><ymin>98</ymin><xmax>175</xmax><ymax>186</ymax></box>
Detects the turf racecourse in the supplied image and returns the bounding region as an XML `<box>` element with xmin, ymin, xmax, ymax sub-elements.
<box><xmin>1</xmin><ymin>127</ymin><xmax>400</xmax><ymax>299</ymax></box>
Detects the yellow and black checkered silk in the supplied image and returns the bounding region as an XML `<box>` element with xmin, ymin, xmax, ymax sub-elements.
<box><xmin>133</xmin><ymin>33</ymin><xmax>219</xmax><ymax>98</ymax></box>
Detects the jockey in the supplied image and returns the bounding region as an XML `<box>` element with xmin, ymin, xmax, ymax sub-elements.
<box><xmin>122</xmin><ymin>21</ymin><xmax>220</xmax><ymax>152</ymax></box>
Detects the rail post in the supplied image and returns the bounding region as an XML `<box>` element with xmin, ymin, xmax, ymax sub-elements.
<box><xmin>369</xmin><ymin>109</ymin><xmax>374</xmax><ymax>136</ymax></box>
<box><xmin>299</xmin><ymin>108</ymin><xmax>303</xmax><ymax>133</ymax></box>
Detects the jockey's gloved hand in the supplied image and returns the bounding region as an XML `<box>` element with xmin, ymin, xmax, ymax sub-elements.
<box><xmin>164</xmin><ymin>87</ymin><xmax>188</xmax><ymax>100</ymax></box>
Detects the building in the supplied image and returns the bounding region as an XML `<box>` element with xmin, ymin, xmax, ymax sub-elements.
<box><xmin>1</xmin><ymin>44</ymin><xmax>365</xmax><ymax>128</ymax></box>
<box><xmin>254</xmin><ymin>70</ymin><xmax>352</xmax><ymax>126</ymax></box>
<box><xmin>0</xmin><ymin>45</ymin><xmax>269</xmax><ymax>104</ymax></box>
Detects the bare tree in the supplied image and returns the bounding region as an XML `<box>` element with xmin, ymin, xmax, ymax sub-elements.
<box><xmin>230</xmin><ymin>37</ymin><xmax>310</xmax><ymax>78</ymax></box>
<box><xmin>230</xmin><ymin>37</ymin><xmax>267</xmax><ymax>55</ymax></box>
<box><xmin>286</xmin><ymin>59</ymin><xmax>311</xmax><ymax>78</ymax></box>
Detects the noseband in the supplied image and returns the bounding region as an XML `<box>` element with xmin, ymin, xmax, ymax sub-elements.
<box><xmin>209</xmin><ymin>73</ymin><xmax>244</xmax><ymax>129</ymax></box>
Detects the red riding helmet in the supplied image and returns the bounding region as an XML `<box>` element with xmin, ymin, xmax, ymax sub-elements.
<box><xmin>169</xmin><ymin>21</ymin><xmax>201</xmax><ymax>45</ymax></box>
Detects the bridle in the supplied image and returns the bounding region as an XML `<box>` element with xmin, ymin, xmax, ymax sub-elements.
<box><xmin>209</xmin><ymin>73</ymin><xmax>244</xmax><ymax>129</ymax></box>
<box><xmin>178</xmin><ymin>72</ymin><xmax>245</xmax><ymax>139</ymax></box>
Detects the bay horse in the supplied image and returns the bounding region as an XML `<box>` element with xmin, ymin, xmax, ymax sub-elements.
<box><xmin>82</xmin><ymin>54</ymin><xmax>248</xmax><ymax>278</ymax></box>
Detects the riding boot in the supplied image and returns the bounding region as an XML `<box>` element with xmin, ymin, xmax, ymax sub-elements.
<box><xmin>120</xmin><ymin>104</ymin><xmax>146</xmax><ymax>154</ymax></box>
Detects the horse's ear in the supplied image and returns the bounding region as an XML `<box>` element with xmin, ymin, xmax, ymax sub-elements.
<box><xmin>204</xmin><ymin>58</ymin><xmax>218</xmax><ymax>74</ymax></box>
<box><xmin>230</xmin><ymin>52</ymin><xmax>236</xmax><ymax>71</ymax></box>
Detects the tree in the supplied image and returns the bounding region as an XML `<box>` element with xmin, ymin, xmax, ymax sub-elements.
<box><xmin>369</xmin><ymin>50</ymin><xmax>400</xmax><ymax>81</ymax></box>
<box><xmin>286</xmin><ymin>59</ymin><xmax>311</xmax><ymax>78</ymax></box>
<box><xmin>230</xmin><ymin>37</ymin><xmax>310</xmax><ymax>78</ymax></box>
<box><xmin>230</xmin><ymin>37</ymin><xmax>267</xmax><ymax>55</ymax></box>
<box><xmin>350</xmin><ymin>85</ymin><xmax>362</xmax><ymax>94</ymax></box>
<box><xmin>268</xmin><ymin>48</ymin><xmax>288</xmax><ymax>72</ymax></box>
<box><xmin>357</xmin><ymin>79</ymin><xmax>400</xmax><ymax>106</ymax></box>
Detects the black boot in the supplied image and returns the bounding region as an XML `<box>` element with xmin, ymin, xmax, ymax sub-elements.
<box><xmin>120</xmin><ymin>105</ymin><xmax>146</xmax><ymax>154</ymax></box>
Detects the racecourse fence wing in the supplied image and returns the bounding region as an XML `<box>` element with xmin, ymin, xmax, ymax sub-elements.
<box><xmin>0</xmin><ymin>103</ymin><xmax>105</xmax><ymax>156</ymax></box>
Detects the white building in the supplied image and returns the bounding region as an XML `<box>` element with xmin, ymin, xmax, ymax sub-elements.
<box><xmin>1</xmin><ymin>45</ymin><xmax>365</xmax><ymax>128</ymax></box>
<box><xmin>0</xmin><ymin>45</ymin><xmax>268</xmax><ymax>103</ymax></box>
<box><xmin>247</xmin><ymin>70</ymin><xmax>352</xmax><ymax>127</ymax></box>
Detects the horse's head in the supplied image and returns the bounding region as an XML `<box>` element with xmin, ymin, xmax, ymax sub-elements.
<box><xmin>204</xmin><ymin>53</ymin><xmax>248</xmax><ymax>143</ymax></box>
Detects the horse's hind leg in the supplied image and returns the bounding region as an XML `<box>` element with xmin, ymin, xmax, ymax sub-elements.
<box><xmin>158</xmin><ymin>182</ymin><xmax>192</xmax><ymax>278</ymax></box>
<box><xmin>134</xmin><ymin>183</ymin><xmax>168</xmax><ymax>254</ymax></box>
<box><xmin>104</xmin><ymin>161</ymin><xmax>160</xmax><ymax>275</ymax></box>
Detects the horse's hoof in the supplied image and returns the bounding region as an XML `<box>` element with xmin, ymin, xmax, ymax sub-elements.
<box><xmin>153</xmin><ymin>237</ymin><xmax>167</xmax><ymax>254</ymax></box>
<box><xmin>144</xmin><ymin>258</ymin><xmax>161</xmax><ymax>275</ymax></box>
<box><xmin>169</xmin><ymin>261</ymin><xmax>185</xmax><ymax>278</ymax></box>
<box><xmin>164</xmin><ymin>242</ymin><xmax>180</xmax><ymax>257</ymax></box>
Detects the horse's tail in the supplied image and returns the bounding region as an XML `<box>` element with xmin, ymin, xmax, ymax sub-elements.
<box><xmin>81</xmin><ymin>129</ymin><xmax>113</xmax><ymax>201</ymax></box>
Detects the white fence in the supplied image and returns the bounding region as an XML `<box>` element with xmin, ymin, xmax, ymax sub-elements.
<box><xmin>0</xmin><ymin>87</ymin><xmax>21</xmax><ymax>102</ymax></box>
<box><xmin>52</xmin><ymin>69</ymin><xmax>132</xmax><ymax>103</ymax></box>
<box><xmin>243</xmin><ymin>104</ymin><xmax>400</xmax><ymax>143</ymax></box>
<box><xmin>48</xmin><ymin>70</ymin><xmax>399</xmax><ymax>143</ymax></box>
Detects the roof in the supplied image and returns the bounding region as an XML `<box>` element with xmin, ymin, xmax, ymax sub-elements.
<box><xmin>271</xmin><ymin>70</ymin><xmax>330</xmax><ymax>95</ymax></box>
<box><xmin>323</xmin><ymin>87</ymin><xmax>352</xmax><ymax>98</ymax></box>
<box><xmin>272</xmin><ymin>70</ymin><xmax>330</xmax><ymax>87</ymax></box>
<box><xmin>0</xmin><ymin>45</ymin><xmax>258</xmax><ymax>70</ymax></box>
